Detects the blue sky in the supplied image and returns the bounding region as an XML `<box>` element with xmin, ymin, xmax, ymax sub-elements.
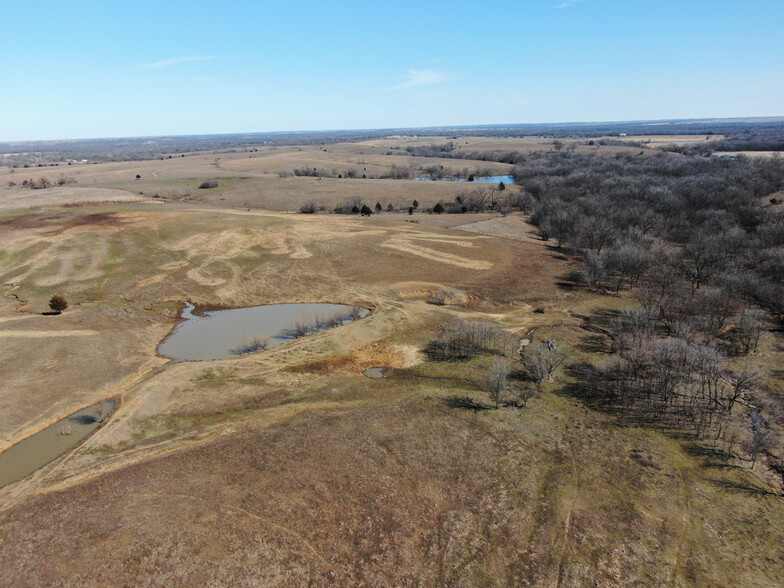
<box><xmin>1</xmin><ymin>0</ymin><xmax>782</xmax><ymax>141</ymax></box>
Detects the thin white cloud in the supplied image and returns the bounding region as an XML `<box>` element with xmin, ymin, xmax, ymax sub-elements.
<box><xmin>388</xmin><ymin>69</ymin><xmax>456</xmax><ymax>91</ymax></box>
<box><xmin>138</xmin><ymin>56</ymin><xmax>215</xmax><ymax>69</ymax></box>
<box><xmin>555</xmin><ymin>0</ymin><xmax>587</xmax><ymax>8</ymax></box>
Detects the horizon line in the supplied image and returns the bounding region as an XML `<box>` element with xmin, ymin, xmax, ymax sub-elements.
<box><xmin>2</xmin><ymin>115</ymin><xmax>784</xmax><ymax>145</ymax></box>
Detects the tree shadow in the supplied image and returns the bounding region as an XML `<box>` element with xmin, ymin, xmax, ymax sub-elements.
<box><xmin>572</xmin><ymin>308</ymin><xmax>621</xmax><ymax>332</ymax></box>
<box><xmin>544</xmin><ymin>243</ymin><xmax>572</xmax><ymax>261</ymax></box>
<box><xmin>706</xmin><ymin>477</ymin><xmax>781</xmax><ymax>497</ymax></box>
<box><xmin>555</xmin><ymin>281</ymin><xmax>577</xmax><ymax>291</ymax></box>
<box><xmin>69</xmin><ymin>414</ymin><xmax>99</xmax><ymax>425</ymax></box>
<box><xmin>681</xmin><ymin>443</ymin><xmax>741</xmax><ymax>469</ymax></box>
<box><xmin>575</xmin><ymin>333</ymin><xmax>611</xmax><ymax>354</ymax></box>
<box><xmin>441</xmin><ymin>395</ymin><xmax>491</xmax><ymax>412</ymax></box>
<box><xmin>508</xmin><ymin>367</ymin><xmax>531</xmax><ymax>383</ymax></box>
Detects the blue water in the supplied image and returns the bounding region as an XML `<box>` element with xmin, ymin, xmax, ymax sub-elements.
<box><xmin>414</xmin><ymin>175</ymin><xmax>515</xmax><ymax>184</ymax></box>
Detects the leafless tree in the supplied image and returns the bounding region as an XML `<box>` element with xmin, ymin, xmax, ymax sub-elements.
<box><xmin>524</xmin><ymin>339</ymin><xmax>566</xmax><ymax>388</ymax></box>
<box><xmin>463</xmin><ymin>189</ymin><xmax>488</xmax><ymax>213</ymax></box>
<box><xmin>575</xmin><ymin>215</ymin><xmax>617</xmax><ymax>254</ymax></box>
<box><xmin>604</xmin><ymin>242</ymin><xmax>652</xmax><ymax>292</ymax></box>
<box><xmin>485</xmin><ymin>359</ymin><xmax>511</xmax><ymax>409</ymax></box>
<box><xmin>578</xmin><ymin>252</ymin><xmax>606</xmax><ymax>290</ymax></box>
<box><xmin>726</xmin><ymin>369</ymin><xmax>761</xmax><ymax>413</ymax></box>
<box><xmin>745</xmin><ymin>409</ymin><xmax>771</xmax><ymax>469</ymax></box>
<box><xmin>732</xmin><ymin>308</ymin><xmax>765</xmax><ymax>354</ymax></box>
<box><xmin>512</xmin><ymin>384</ymin><xmax>537</xmax><ymax>408</ymax></box>
<box><xmin>507</xmin><ymin>190</ymin><xmax>534</xmax><ymax>213</ymax></box>
<box><xmin>426</xmin><ymin>319</ymin><xmax>507</xmax><ymax>360</ymax></box>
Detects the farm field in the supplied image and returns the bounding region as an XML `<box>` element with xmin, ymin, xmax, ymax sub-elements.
<box><xmin>0</xmin><ymin>135</ymin><xmax>783</xmax><ymax>586</ymax></box>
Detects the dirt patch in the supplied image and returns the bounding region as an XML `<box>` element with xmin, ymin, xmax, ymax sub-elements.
<box><xmin>291</xmin><ymin>341</ymin><xmax>423</xmax><ymax>375</ymax></box>
<box><xmin>389</xmin><ymin>281</ymin><xmax>474</xmax><ymax>305</ymax></box>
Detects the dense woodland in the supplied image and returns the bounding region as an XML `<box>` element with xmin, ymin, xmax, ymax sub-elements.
<box><xmin>512</xmin><ymin>149</ymin><xmax>784</xmax><ymax>474</ymax></box>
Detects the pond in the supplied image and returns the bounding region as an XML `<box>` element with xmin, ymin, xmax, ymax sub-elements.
<box><xmin>0</xmin><ymin>399</ymin><xmax>116</xmax><ymax>488</ymax></box>
<box><xmin>158</xmin><ymin>302</ymin><xmax>370</xmax><ymax>362</ymax></box>
<box><xmin>362</xmin><ymin>367</ymin><xmax>388</xmax><ymax>379</ymax></box>
<box><xmin>414</xmin><ymin>175</ymin><xmax>515</xmax><ymax>184</ymax></box>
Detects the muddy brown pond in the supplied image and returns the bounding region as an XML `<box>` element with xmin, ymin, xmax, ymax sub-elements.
<box><xmin>158</xmin><ymin>302</ymin><xmax>370</xmax><ymax>362</ymax></box>
<box><xmin>0</xmin><ymin>400</ymin><xmax>116</xmax><ymax>488</ymax></box>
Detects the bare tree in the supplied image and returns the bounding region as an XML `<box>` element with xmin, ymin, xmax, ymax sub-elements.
<box><xmin>732</xmin><ymin>308</ymin><xmax>765</xmax><ymax>354</ymax></box>
<box><xmin>512</xmin><ymin>384</ymin><xmax>537</xmax><ymax>408</ymax></box>
<box><xmin>575</xmin><ymin>215</ymin><xmax>617</xmax><ymax>254</ymax></box>
<box><xmin>426</xmin><ymin>319</ymin><xmax>507</xmax><ymax>360</ymax></box>
<box><xmin>697</xmin><ymin>286</ymin><xmax>738</xmax><ymax>338</ymax></box>
<box><xmin>463</xmin><ymin>189</ymin><xmax>488</xmax><ymax>213</ymax></box>
<box><xmin>604</xmin><ymin>242</ymin><xmax>651</xmax><ymax>292</ymax></box>
<box><xmin>578</xmin><ymin>252</ymin><xmax>606</xmax><ymax>290</ymax></box>
<box><xmin>485</xmin><ymin>359</ymin><xmax>511</xmax><ymax>409</ymax></box>
<box><xmin>745</xmin><ymin>409</ymin><xmax>770</xmax><ymax>469</ymax></box>
<box><xmin>726</xmin><ymin>369</ymin><xmax>761</xmax><ymax>413</ymax></box>
<box><xmin>524</xmin><ymin>339</ymin><xmax>566</xmax><ymax>388</ymax></box>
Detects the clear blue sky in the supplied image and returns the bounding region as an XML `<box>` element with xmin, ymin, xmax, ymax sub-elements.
<box><xmin>1</xmin><ymin>0</ymin><xmax>782</xmax><ymax>141</ymax></box>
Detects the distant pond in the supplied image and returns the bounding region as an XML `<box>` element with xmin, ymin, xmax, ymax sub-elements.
<box><xmin>414</xmin><ymin>175</ymin><xmax>515</xmax><ymax>184</ymax></box>
<box><xmin>158</xmin><ymin>302</ymin><xmax>369</xmax><ymax>362</ymax></box>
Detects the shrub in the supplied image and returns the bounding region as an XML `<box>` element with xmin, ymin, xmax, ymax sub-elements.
<box><xmin>198</xmin><ymin>181</ymin><xmax>218</xmax><ymax>189</ymax></box>
<box><xmin>433</xmin><ymin>202</ymin><xmax>444</xmax><ymax>214</ymax></box>
<box><xmin>49</xmin><ymin>294</ymin><xmax>68</xmax><ymax>314</ymax></box>
<box><xmin>299</xmin><ymin>202</ymin><xmax>316</xmax><ymax>214</ymax></box>
<box><xmin>231</xmin><ymin>335</ymin><xmax>271</xmax><ymax>355</ymax></box>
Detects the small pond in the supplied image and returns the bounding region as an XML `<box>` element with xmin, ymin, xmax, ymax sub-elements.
<box><xmin>414</xmin><ymin>175</ymin><xmax>515</xmax><ymax>184</ymax></box>
<box><xmin>158</xmin><ymin>302</ymin><xmax>370</xmax><ymax>362</ymax></box>
<box><xmin>363</xmin><ymin>367</ymin><xmax>388</xmax><ymax>379</ymax></box>
<box><xmin>0</xmin><ymin>399</ymin><xmax>116</xmax><ymax>488</ymax></box>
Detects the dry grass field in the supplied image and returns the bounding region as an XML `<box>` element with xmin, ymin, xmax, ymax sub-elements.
<box><xmin>0</xmin><ymin>136</ymin><xmax>783</xmax><ymax>586</ymax></box>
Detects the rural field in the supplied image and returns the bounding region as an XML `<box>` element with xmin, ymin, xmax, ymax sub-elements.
<box><xmin>1</xmin><ymin>133</ymin><xmax>783</xmax><ymax>586</ymax></box>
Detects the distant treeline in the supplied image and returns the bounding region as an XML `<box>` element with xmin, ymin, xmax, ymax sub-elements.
<box><xmin>2</xmin><ymin>119</ymin><xmax>782</xmax><ymax>166</ymax></box>
<box><xmin>669</xmin><ymin>125</ymin><xmax>784</xmax><ymax>153</ymax></box>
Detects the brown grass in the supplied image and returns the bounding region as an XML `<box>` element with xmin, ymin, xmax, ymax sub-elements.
<box><xmin>0</xmin><ymin>138</ymin><xmax>782</xmax><ymax>586</ymax></box>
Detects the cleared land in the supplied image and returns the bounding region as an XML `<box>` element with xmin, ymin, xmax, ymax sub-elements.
<box><xmin>0</xmin><ymin>136</ymin><xmax>782</xmax><ymax>586</ymax></box>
